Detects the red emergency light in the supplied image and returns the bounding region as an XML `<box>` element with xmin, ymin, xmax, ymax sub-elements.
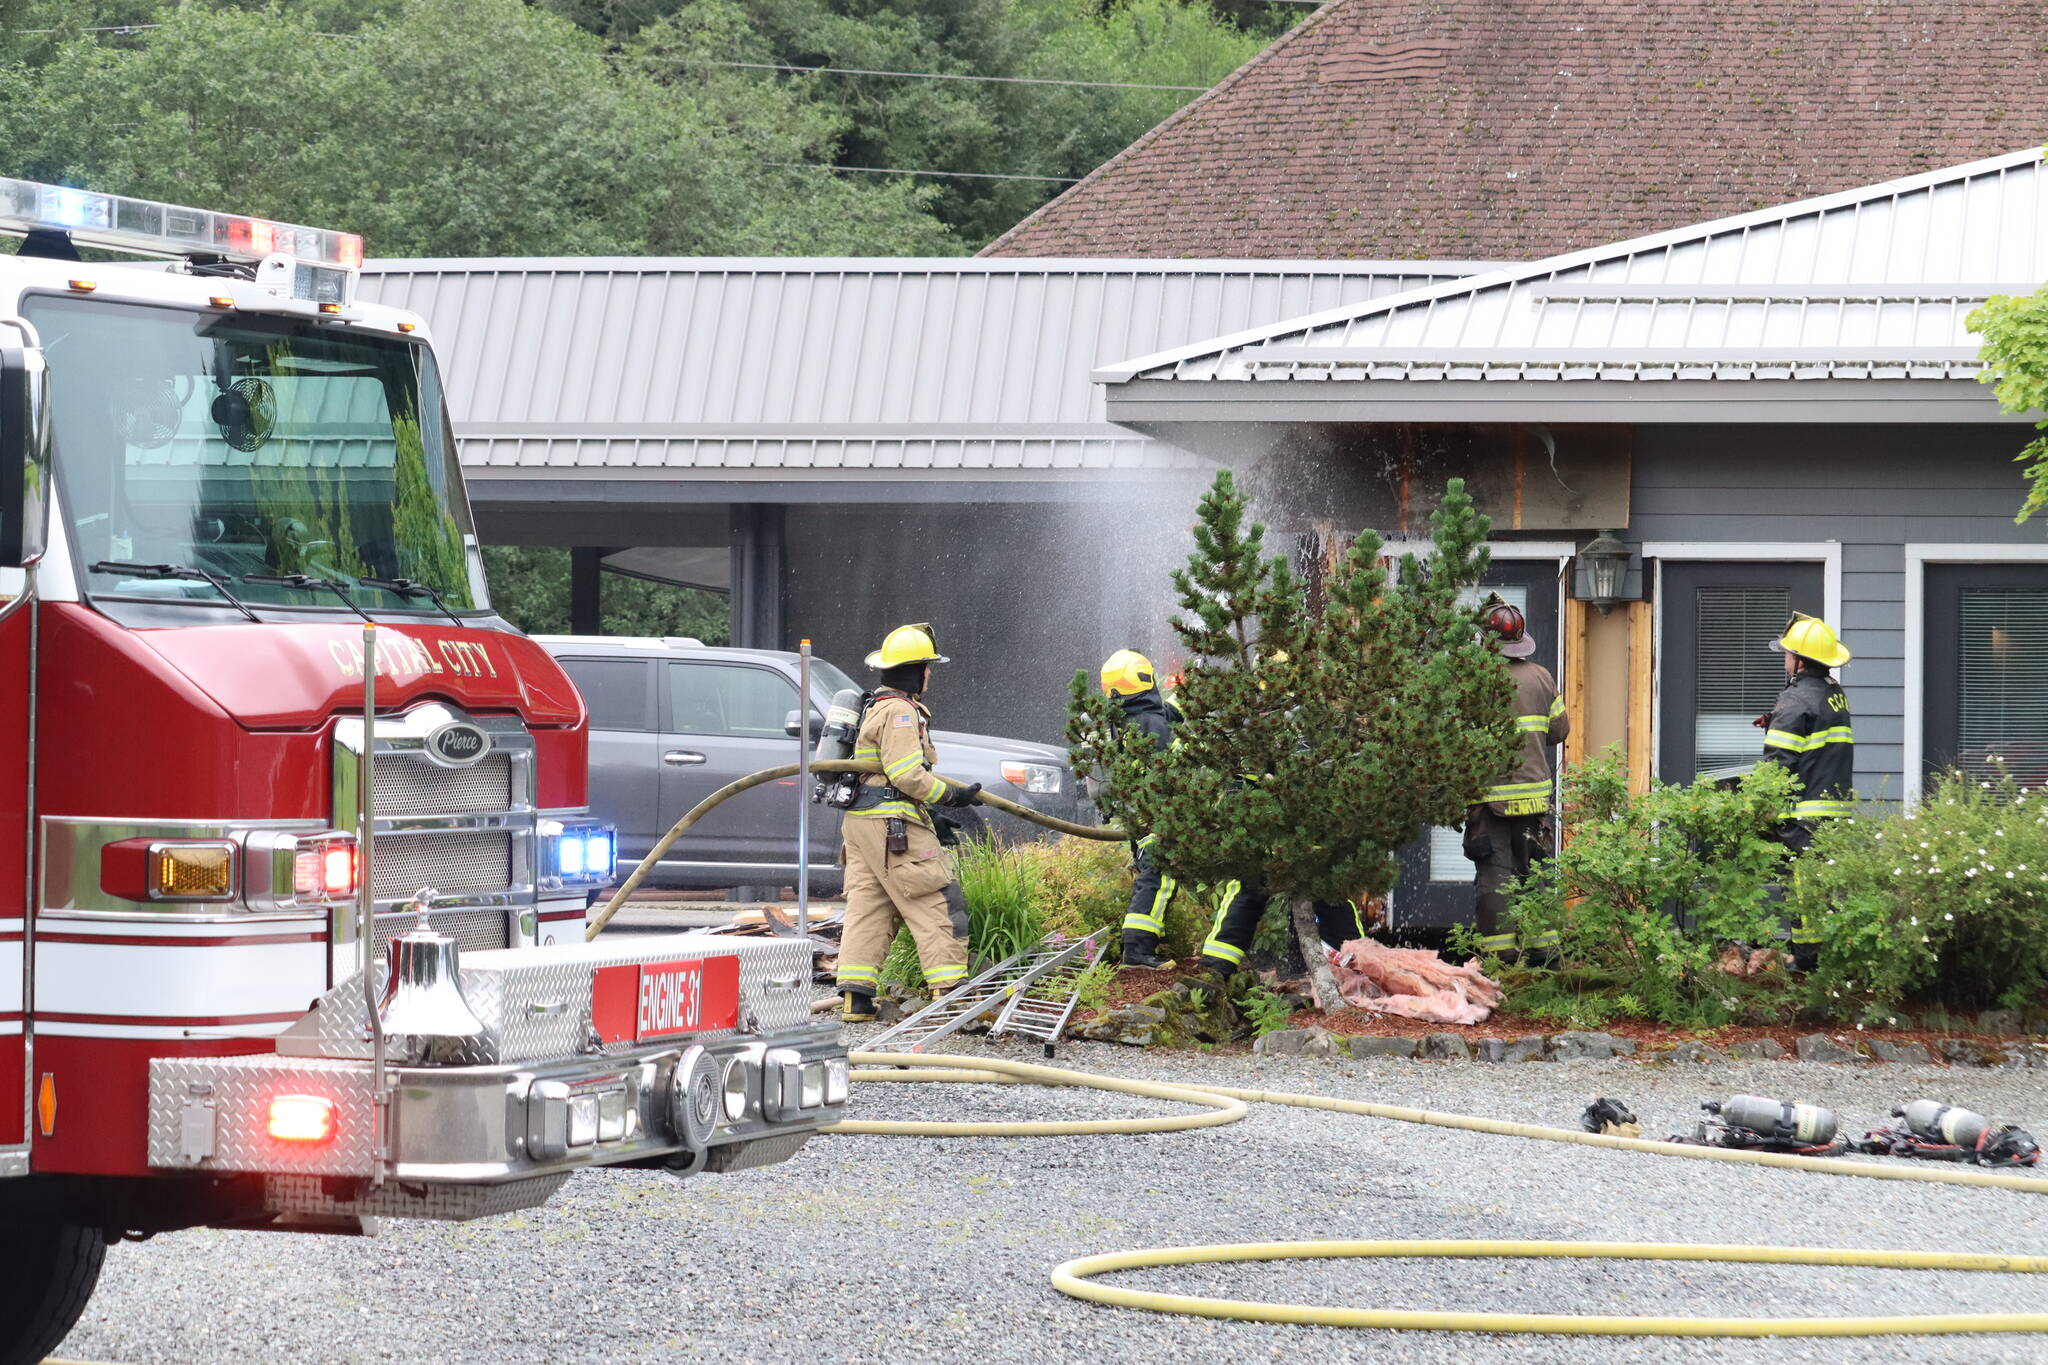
<box><xmin>267</xmin><ymin>1094</ymin><xmax>336</xmax><ymax>1144</ymax></box>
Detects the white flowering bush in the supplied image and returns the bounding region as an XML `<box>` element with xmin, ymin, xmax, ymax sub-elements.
<box><xmin>1790</xmin><ymin>770</ymin><xmax>2048</xmax><ymax>1014</ymax></box>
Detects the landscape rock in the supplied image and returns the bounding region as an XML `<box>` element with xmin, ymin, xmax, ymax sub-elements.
<box><xmin>1649</xmin><ymin>1040</ymin><xmax>1726</xmax><ymax>1065</ymax></box>
<box><xmin>1549</xmin><ymin>1031</ymin><xmax>1636</xmax><ymax>1061</ymax></box>
<box><xmin>1727</xmin><ymin>1038</ymin><xmax>1787</xmax><ymax>1060</ymax></box>
<box><xmin>1422</xmin><ymin>1032</ymin><xmax>1472</xmax><ymax>1061</ymax></box>
<box><xmin>1344</xmin><ymin>1035</ymin><xmax>1421</xmax><ymax>1059</ymax></box>
<box><xmin>1979</xmin><ymin>1009</ymin><xmax>2025</xmax><ymax>1036</ymax></box>
<box><xmin>1795</xmin><ymin>1033</ymin><xmax>1863</xmax><ymax>1064</ymax></box>
<box><xmin>1869</xmin><ymin>1040</ymin><xmax>1933</xmax><ymax>1065</ymax></box>
<box><xmin>1253</xmin><ymin>1027</ymin><xmax>1339</xmax><ymax>1059</ymax></box>
<box><xmin>1073</xmin><ymin>1005</ymin><xmax>1166</xmax><ymax>1047</ymax></box>
<box><xmin>1938</xmin><ymin>1039</ymin><xmax>2002</xmax><ymax>1067</ymax></box>
<box><xmin>1476</xmin><ymin>1036</ymin><xmax>1548</xmax><ymax>1063</ymax></box>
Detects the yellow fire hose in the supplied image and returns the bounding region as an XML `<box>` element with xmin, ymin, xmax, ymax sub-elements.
<box><xmin>591</xmin><ymin>766</ymin><xmax>2048</xmax><ymax>1337</ymax></box>
<box><xmin>834</xmin><ymin>1053</ymin><xmax>2048</xmax><ymax>1338</ymax></box>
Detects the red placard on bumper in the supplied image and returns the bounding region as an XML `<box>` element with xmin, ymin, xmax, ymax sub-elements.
<box><xmin>591</xmin><ymin>955</ymin><xmax>741</xmax><ymax>1044</ymax></box>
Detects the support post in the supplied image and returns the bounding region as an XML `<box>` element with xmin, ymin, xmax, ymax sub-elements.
<box><xmin>728</xmin><ymin>505</ymin><xmax>786</xmax><ymax>649</ymax></box>
<box><xmin>569</xmin><ymin>547</ymin><xmax>603</xmax><ymax>635</ymax></box>
<box><xmin>796</xmin><ymin>638</ymin><xmax>811</xmax><ymax>935</ymax></box>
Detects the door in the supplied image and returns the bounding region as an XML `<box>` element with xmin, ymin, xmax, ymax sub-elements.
<box><xmin>658</xmin><ymin>660</ymin><xmax>824</xmax><ymax>884</ymax></box>
<box><xmin>1</xmin><ymin>329</ymin><xmax>46</xmax><ymax>1158</ymax></box>
<box><xmin>1923</xmin><ymin>563</ymin><xmax>2048</xmax><ymax>788</ymax></box>
<box><xmin>1658</xmin><ymin>559</ymin><xmax>1825</xmax><ymax>785</ymax></box>
<box><xmin>551</xmin><ymin>656</ymin><xmax>660</xmax><ymax>865</ymax></box>
<box><xmin>1392</xmin><ymin>557</ymin><xmax>1562</xmax><ymax>932</ymax></box>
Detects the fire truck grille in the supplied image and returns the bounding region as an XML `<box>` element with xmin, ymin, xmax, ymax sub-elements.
<box><xmin>372</xmin><ymin>905</ymin><xmax>511</xmax><ymax>957</ymax></box>
<box><xmin>371</xmin><ymin>830</ymin><xmax>512</xmax><ymax>903</ymax></box>
<box><xmin>374</xmin><ymin>753</ymin><xmax>516</xmax><ymax>816</ymax></box>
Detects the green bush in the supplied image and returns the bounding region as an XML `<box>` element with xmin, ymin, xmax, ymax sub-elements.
<box><xmin>1791</xmin><ymin>769</ymin><xmax>2048</xmax><ymax>1015</ymax></box>
<box><xmin>880</xmin><ymin>837</ymin><xmax>1045</xmax><ymax>989</ymax></box>
<box><xmin>1505</xmin><ymin>753</ymin><xmax>1797</xmax><ymax>1028</ymax></box>
<box><xmin>1025</xmin><ymin>836</ymin><xmax>1133</xmax><ymax>942</ymax></box>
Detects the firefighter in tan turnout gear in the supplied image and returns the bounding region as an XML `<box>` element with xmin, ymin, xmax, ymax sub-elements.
<box><xmin>1465</xmin><ymin>597</ymin><xmax>1569</xmax><ymax>962</ymax></box>
<box><xmin>835</xmin><ymin>624</ymin><xmax>983</xmax><ymax>1023</ymax></box>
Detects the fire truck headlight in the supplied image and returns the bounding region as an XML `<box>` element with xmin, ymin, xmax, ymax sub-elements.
<box><xmin>267</xmin><ymin>1094</ymin><xmax>335</xmax><ymax>1144</ymax></box>
<box><xmin>721</xmin><ymin>1057</ymin><xmax>753</xmax><ymax>1122</ymax></box>
<box><xmin>290</xmin><ymin>833</ymin><xmax>359</xmax><ymax>903</ymax></box>
<box><xmin>541</xmin><ymin>822</ymin><xmax>617</xmax><ymax>885</ymax></box>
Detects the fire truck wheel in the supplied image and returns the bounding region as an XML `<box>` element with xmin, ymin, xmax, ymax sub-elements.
<box><xmin>0</xmin><ymin>1210</ymin><xmax>107</xmax><ymax>1365</ymax></box>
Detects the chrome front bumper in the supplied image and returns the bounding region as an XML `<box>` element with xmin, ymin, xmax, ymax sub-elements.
<box><xmin>147</xmin><ymin>1023</ymin><xmax>843</xmax><ymax>1219</ymax></box>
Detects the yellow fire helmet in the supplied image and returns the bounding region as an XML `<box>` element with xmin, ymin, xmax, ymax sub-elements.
<box><xmin>865</xmin><ymin>622</ymin><xmax>949</xmax><ymax>670</ymax></box>
<box><xmin>1099</xmin><ymin>649</ymin><xmax>1157</xmax><ymax>698</ymax></box>
<box><xmin>1774</xmin><ymin>612</ymin><xmax>1851</xmax><ymax>667</ymax></box>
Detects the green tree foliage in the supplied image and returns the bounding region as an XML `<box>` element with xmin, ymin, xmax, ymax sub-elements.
<box><xmin>1068</xmin><ymin>471</ymin><xmax>1518</xmax><ymax>967</ymax></box>
<box><xmin>0</xmin><ymin>0</ymin><xmax>954</xmax><ymax>257</ymax></box>
<box><xmin>481</xmin><ymin>545</ymin><xmax>729</xmax><ymax>642</ymax></box>
<box><xmin>1969</xmin><ymin>283</ymin><xmax>2048</xmax><ymax>525</ymax></box>
<box><xmin>548</xmin><ymin>0</ymin><xmax>1286</xmax><ymax>247</ymax></box>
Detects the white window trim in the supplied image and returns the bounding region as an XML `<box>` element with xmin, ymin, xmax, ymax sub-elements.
<box><xmin>1901</xmin><ymin>543</ymin><xmax>2048</xmax><ymax>806</ymax></box>
<box><xmin>1639</xmin><ymin>541</ymin><xmax>1843</xmax><ymax>782</ymax></box>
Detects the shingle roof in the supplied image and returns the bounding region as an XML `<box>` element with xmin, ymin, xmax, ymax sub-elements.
<box><xmin>984</xmin><ymin>0</ymin><xmax>2048</xmax><ymax>262</ymax></box>
<box><xmin>1100</xmin><ymin>148</ymin><xmax>2047</xmax><ymax>426</ymax></box>
<box><xmin>357</xmin><ymin>257</ymin><xmax>1479</xmax><ymax>477</ymax></box>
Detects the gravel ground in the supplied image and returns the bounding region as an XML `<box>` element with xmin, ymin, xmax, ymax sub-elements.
<box><xmin>56</xmin><ymin>1033</ymin><xmax>2048</xmax><ymax>1365</ymax></box>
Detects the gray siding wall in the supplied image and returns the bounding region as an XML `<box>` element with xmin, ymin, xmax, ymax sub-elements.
<box><xmin>1630</xmin><ymin>424</ymin><xmax>2045</xmax><ymax>797</ymax></box>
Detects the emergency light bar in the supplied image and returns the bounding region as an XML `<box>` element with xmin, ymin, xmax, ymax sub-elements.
<box><xmin>0</xmin><ymin>176</ymin><xmax>363</xmax><ymax>269</ymax></box>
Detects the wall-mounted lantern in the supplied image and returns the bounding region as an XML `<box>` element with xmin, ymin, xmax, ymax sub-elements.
<box><xmin>1572</xmin><ymin>530</ymin><xmax>1639</xmax><ymax>614</ymax></box>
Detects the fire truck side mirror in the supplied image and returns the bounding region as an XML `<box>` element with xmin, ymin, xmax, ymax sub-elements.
<box><xmin>0</xmin><ymin>335</ymin><xmax>49</xmax><ymax>569</ymax></box>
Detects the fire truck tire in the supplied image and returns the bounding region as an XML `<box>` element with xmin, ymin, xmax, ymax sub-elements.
<box><xmin>0</xmin><ymin>1211</ymin><xmax>107</xmax><ymax>1365</ymax></box>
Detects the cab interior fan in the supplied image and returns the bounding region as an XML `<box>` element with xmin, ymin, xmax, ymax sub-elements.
<box><xmin>210</xmin><ymin>377</ymin><xmax>276</xmax><ymax>454</ymax></box>
<box><xmin>113</xmin><ymin>373</ymin><xmax>191</xmax><ymax>450</ymax></box>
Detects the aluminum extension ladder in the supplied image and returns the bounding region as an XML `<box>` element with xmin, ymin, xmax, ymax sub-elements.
<box><xmin>987</xmin><ymin>932</ymin><xmax>1104</xmax><ymax>1056</ymax></box>
<box><xmin>867</xmin><ymin>932</ymin><xmax>1098</xmax><ymax>1055</ymax></box>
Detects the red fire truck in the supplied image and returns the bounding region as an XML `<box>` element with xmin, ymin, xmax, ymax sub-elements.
<box><xmin>0</xmin><ymin>181</ymin><xmax>845</xmax><ymax>1362</ymax></box>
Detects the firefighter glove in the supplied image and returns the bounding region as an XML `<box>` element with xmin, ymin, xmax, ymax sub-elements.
<box><xmin>937</xmin><ymin>781</ymin><xmax>983</xmax><ymax>808</ymax></box>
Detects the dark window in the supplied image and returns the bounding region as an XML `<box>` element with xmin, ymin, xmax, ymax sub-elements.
<box><xmin>557</xmin><ymin>658</ymin><xmax>653</xmax><ymax>732</ymax></box>
<box><xmin>1657</xmin><ymin>561</ymin><xmax>1823</xmax><ymax>784</ymax></box>
<box><xmin>668</xmin><ymin>663</ymin><xmax>796</xmax><ymax>738</ymax></box>
<box><xmin>1926</xmin><ymin>564</ymin><xmax>2048</xmax><ymax>787</ymax></box>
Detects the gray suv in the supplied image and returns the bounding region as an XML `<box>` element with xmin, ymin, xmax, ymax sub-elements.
<box><xmin>536</xmin><ymin>636</ymin><xmax>1080</xmax><ymax>893</ymax></box>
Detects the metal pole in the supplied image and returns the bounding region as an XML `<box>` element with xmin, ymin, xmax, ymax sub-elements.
<box><xmin>359</xmin><ymin>622</ymin><xmax>387</xmax><ymax>1187</ymax></box>
<box><xmin>796</xmin><ymin>638</ymin><xmax>811</xmax><ymax>937</ymax></box>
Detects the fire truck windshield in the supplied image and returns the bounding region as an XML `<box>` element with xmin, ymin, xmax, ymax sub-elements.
<box><xmin>24</xmin><ymin>293</ymin><xmax>483</xmax><ymax>616</ymax></box>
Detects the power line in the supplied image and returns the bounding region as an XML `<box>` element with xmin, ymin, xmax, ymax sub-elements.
<box><xmin>719</xmin><ymin>61</ymin><xmax>1209</xmax><ymax>92</ymax></box>
<box><xmin>765</xmin><ymin>161</ymin><xmax>1079</xmax><ymax>184</ymax></box>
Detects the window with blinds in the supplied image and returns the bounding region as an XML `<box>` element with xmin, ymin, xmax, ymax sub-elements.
<box><xmin>1957</xmin><ymin>587</ymin><xmax>2048</xmax><ymax>786</ymax></box>
<box><xmin>1693</xmin><ymin>585</ymin><xmax>1790</xmax><ymax>778</ymax></box>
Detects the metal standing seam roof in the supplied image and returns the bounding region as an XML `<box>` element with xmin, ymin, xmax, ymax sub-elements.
<box><xmin>1097</xmin><ymin>147</ymin><xmax>2048</xmax><ymax>395</ymax></box>
<box><xmin>354</xmin><ymin>257</ymin><xmax>1487</xmax><ymax>477</ymax></box>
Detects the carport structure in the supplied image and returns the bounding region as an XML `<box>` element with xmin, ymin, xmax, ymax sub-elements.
<box><xmin>1099</xmin><ymin>146</ymin><xmax>2048</xmax><ymax>924</ymax></box>
<box><xmin>355</xmin><ymin>256</ymin><xmax>1481</xmax><ymax>738</ymax></box>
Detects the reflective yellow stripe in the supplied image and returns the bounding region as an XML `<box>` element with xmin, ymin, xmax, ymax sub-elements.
<box><xmin>1483</xmin><ymin>780</ymin><xmax>1552</xmax><ymax>801</ymax></box>
<box><xmin>1767</xmin><ymin>726</ymin><xmax>1855</xmax><ymax>753</ymax></box>
<box><xmin>926</xmin><ymin>965</ymin><xmax>968</xmax><ymax>983</ymax></box>
<box><xmin>1521</xmin><ymin>929</ymin><xmax>1561</xmax><ymax>949</ymax></box>
<box><xmin>1794</xmin><ymin>799</ymin><xmax>1854</xmax><ymax>818</ymax></box>
<box><xmin>853</xmin><ymin>745</ymin><xmax>881</xmax><ymax>759</ymax></box>
<box><xmin>1202</xmin><ymin>939</ymin><xmax>1246</xmax><ymax>965</ymax></box>
<box><xmin>1478</xmin><ymin>932</ymin><xmax>1517</xmax><ymax>951</ymax></box>
<box><xmin>849</xmin><ymin>802</ymin><xmax>926</xmax><ymax>819</ymax></box>
<box><xmin>836</xmin><ymin>965</ymin><xmax>878</xmax><ymax>982</ymax></box>
<box><xmin>1497</xmin><ymin>798</ymin><xmax>1550</xmax><ymax>815</ymax></box>
<box><xmin>1123</xmin><ymin>911</ymin><xmax>1166</xmax><ymax>933</ymax></box>
<box><xmin>1516</xmin><ymin>716</ymin><xmax>1551</xmax><ymax>732</ymax></box>
<box><xmin>1547</xmin><ymin>696</ymin><xmax>1566</xmax><ymax>719</ymax></box>
<box><xmin>926</xmin><ymin>776</ymin><xmax>947</xmax><ymax>802</ymax></box>
<box><xmin>885</xmin><ymin>751</ymin><xmax>926</xmax><ymax>778</ymax></box>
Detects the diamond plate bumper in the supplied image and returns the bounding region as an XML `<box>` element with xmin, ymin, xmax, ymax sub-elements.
<box><xmin>148</xmin><ymin>1020</ymin><xmax>843</xmax><ymax>1205</ymax></box>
